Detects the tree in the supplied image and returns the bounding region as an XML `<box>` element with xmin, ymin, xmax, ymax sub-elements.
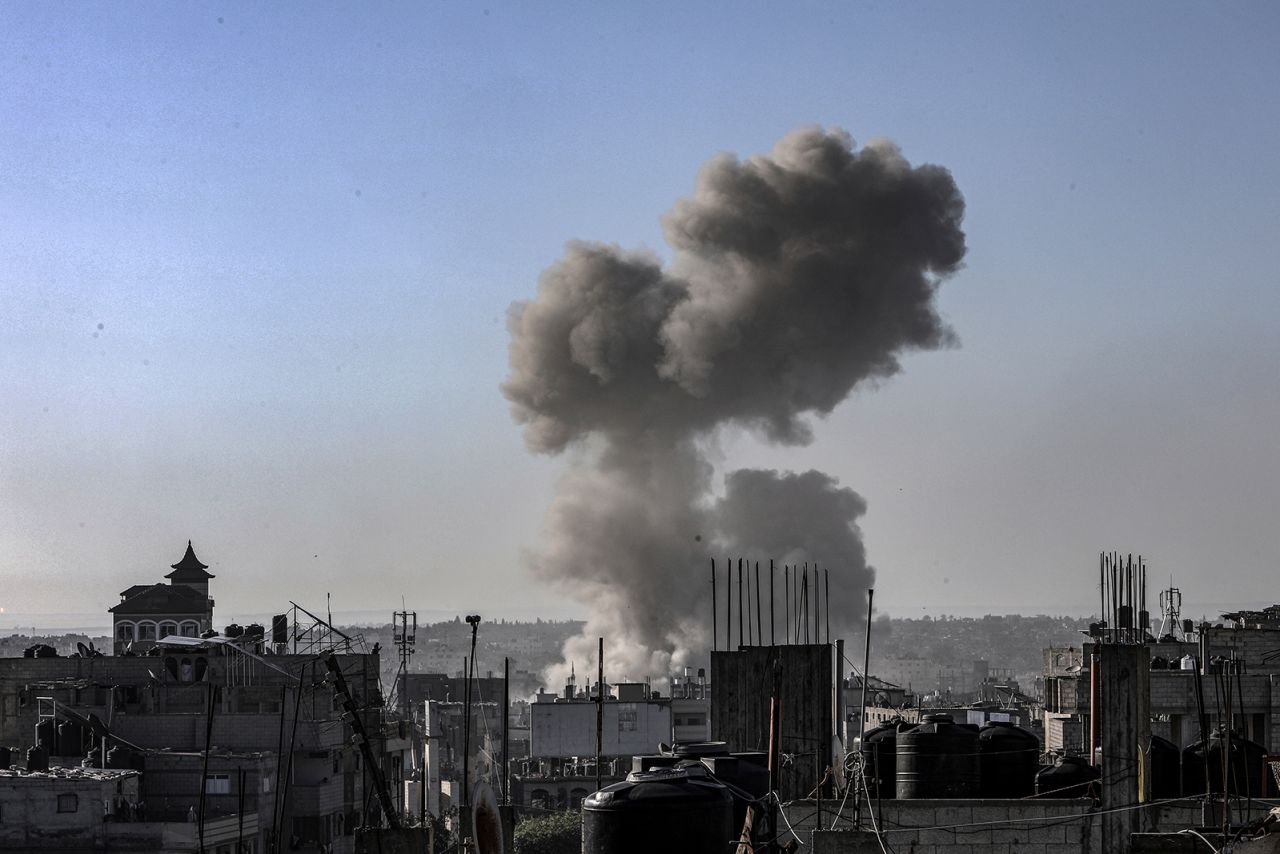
<box><xmin>513</xmin><ymin>811</ymin><xmax>580</xmax><ymax>854</ymax></box>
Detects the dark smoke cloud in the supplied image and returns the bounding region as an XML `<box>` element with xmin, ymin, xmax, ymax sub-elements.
<box><xmin>504</xmin><ymin>127</ymin><xmax>965</xmax><ymax>682</ymax></box>
<box><xmin>713</xmin><ymin>469</ymin><xmax>872</xmax><ymax>648</ymax></box>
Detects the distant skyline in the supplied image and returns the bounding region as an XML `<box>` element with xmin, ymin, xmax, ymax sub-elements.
<box><xmin>4</xmin><ymin>3</ymin><xmax>1279</xmax><ymax>630</ymax></box>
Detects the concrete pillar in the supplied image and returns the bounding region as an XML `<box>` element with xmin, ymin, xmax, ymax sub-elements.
<box><xmin>1100</xmin><ymin>643</ymin><xmax>1151</xmax><ymax>852</ymax></box>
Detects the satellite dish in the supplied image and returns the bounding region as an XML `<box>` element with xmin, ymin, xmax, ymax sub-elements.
<box><xmin>472</xmin><ymin>781</ymin><xmax>505</xmax><ymax>854</ymax></box>
<box><xmin>1065</xmin><ymin>665</ymin><xmax>1082</xmax><ymax>674</ymax></box>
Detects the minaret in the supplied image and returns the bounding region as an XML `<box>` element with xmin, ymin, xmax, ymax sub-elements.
<box><xmin>165</xmin><ymin>540</ymin><xmax>216</xmax><ymax>599</ymax></box>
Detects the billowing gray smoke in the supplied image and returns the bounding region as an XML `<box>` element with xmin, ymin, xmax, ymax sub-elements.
<box><xmin>503</xmin><ymin>127</ymin><xmax>965</xmax><ymax>683</ymax></box>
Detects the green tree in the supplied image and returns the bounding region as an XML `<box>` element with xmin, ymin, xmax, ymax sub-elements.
<box><xmin>513</xmin><ymin>811</ymin><xmax>580</xmax><ymax>854</ymax></box>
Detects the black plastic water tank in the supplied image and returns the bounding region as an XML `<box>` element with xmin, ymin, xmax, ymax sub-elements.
<box><xmin>106</xmin><ymin>745</ymin><xmax>137</xmax><ymax>770</ymax></box>
<box><xmin>632</xmin><ymin>754</ymin><xmax>680</xmax><ymax>773</ymax></box>
<box><xmin>978</xmin><ymin>721</ymin><xmax>1039</xmax><ymax>798</ymax></box>
<box><xmin>26</xmin><ymin>745</ymin><xmax>49</xmax><ymax>772</ymax></box>
<box><xmin>1182</xmin><ymin>729</ymin><xmax>1267</xmax><ymax>797</ymax></box>
<box><xmin>1149</xmin><ymin>735</ymin><xmax>1180</xmax><ymax>798</ymax></box>
<box><xmin>583</xmin><ymin>765</ymin><xmax>734</xmax><ymax>854</ymax></box>
<box><xmin>896</xmin><ymin>714</ymin><xmax>979</xmax><ymax>799</ymax></box>
<box><xmin>56</xmin><ymin>721</ymin><xmax>86</xmax><ymax>757</ymax></box>
<box><xmin>35</xmin><ymin>719</ymin><xmax>55</xmax><ymax>751</ymax></box>
<box><xmin>1035</xmin><ymin>755</ymin><xmax>1098</xmax><ymax>798</ymax></box>
<box><xmin>861</xmin><ymin>720</ymin><xmax>914</xmax><ymax>800</ymax></box>
<box><xmin>669</xmin><ymin>741</ymin><xmax>729</xmax><ymax>758</ymax></box>
<box><xmin>224</xmin><ymin>623</ymin><xmax>244</xmax><ymax>638</ymax></box>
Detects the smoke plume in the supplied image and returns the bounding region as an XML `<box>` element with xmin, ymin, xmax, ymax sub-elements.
<box><xmin>503</xmin><ymin>127</ymin><xmax>965</xmax><ymax>684</ymax></box>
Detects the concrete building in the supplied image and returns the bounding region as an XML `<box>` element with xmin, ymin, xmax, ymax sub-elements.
<box><xmin>669</xmin><ymin>668</ymin><xmax>711</xmax><ymax>743</ymax></box>
<box><xmin>395</xmin><ymin>672</ymin><xmax>505</xmax><ymax>708</ymax></box>
<box><xmin>1043</xmin><ymin>624</ymin><xmax>1280</xmax><ymax>755</ymax></box>
<box><xmin>712</xmin><ymin>644</ymin><xmax>834</xmax><ymax>801</ymax></box>
<box><xmin>0</xmin><ymin>644</ymin><xmax>387</xmax><ymax>854</ymax></box>
<box><xmin>506</xmin><ymin>679</ymin><xmax>695</xmax><ymax>814</ymax></box>
<box><xmin>530</xmin><ymin>687</ymin><xmax>671</xmax><ymax>758</ymax></box>
<box><xmin>873</xmin><ymin>656</ymin><xmax>990</xmax><ymax>699</ymax></box>
<box><xmin>420</xmin><ymin>698</ymin><xmax>503</xmax><ymax>817</ymax></box>
<box><xmin>110</xmin><ymin>542</ymin><xmax>216</xmax><ymax>656</ymax></box>
<box><xmin>0</xmin><ymin>766</ymin><xmax>141</xmax><ymax>851</ymax></box>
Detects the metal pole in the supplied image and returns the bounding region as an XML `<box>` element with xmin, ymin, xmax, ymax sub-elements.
<box><xmin>463</xmin><ymin>616</ymin><xmax>480</xmax><ymax>826</ymax></box>
<box><xmin>738</xmin><ymin>559</ymin><xmax>744</xmax><ymax>648</ymax></box>
<box><xmin>712</xmin><ymin>559</ymin><xmax>718</xmax><ymax>652</ymax></box>
<box><xmin>784</xmin><ymin>565</ymin><xmax>790</xmax><ymax>645</ymax></box>
<box><xmin>462</xmin><ymin>654</ymin><xmax>470</xmax><ymax>814</ymax></box>
<box><xmin>503</xmin><ymin>657</ymin><xmax>510</xmax><ymax>805</ymax></box>
<box><xmin>813</xmin><ymin>565</ymin><xmax>820</xmax><ymax>645</ymax></box>
<box><xmin>726</xmin><ymin>557</ymin><xmax>732</xmax><ymax>653</ymax></box>
<box><xmin>803</xmin><ymin>566</ymin><xmax>810</xmax><ymax>644</ymax></box>
<box><xmin>747</xmin><ymin>560</ymin><xmax>757</xmax><ymax>647</ymax></box>
<box><xmin>237</xmin><ymin>766</ymin><xmax>246</xmax><ymax>854</ymax></box>
<box><xmin>825</xmin><ymin>569</ymin><xmax>830</xmax><ymax>644</ymax></box>
<box><xmin>198</xmin><ymin>683</ymin><xmax>217</xmax><ymax>853</ymax></box>
<box><xmin>770</xmin><ymin>560</ymin><xmax>776</xmax><ymax>646</ymax></box>
<box><xmin>596</xmin><ymin>637</ymin><xmax>604</xmax><ymax>792</ymax></box>
<box><xmin>854</xmin><ymin>588</ymin><xmax>874</xmax><ymax>829</ymax></box>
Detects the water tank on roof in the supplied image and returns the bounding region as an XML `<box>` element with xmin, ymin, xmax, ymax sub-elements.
<box><xmin>860</xmin><ymin>720</ymin><xmax>915</xmax><ymax>800</ymax></box>
<box><xmin>1180</xmin><ymin>655</ymin><xmax>1197</xmax><ymax>671</ymax></box>
<box><xmin>1035</xmin><ymin>755</ymin><xmax>1098</xmax><ymax>798</ymax></box>
<box><xmin>224</xmin><ymin>623</ymin><xmax>244</xmax><ymax>638</ymax></box>
<box><xmin>667</xmin><ymin>741</ymin><xmax>729</xmax><ymax>758</ymax></box>
<box><xmin>582</xmin><ymin>765</ymin><xmax>733</xmax><ymax>854</ymax></box>
<box><xmin>1149</xmin><ymin>735</ymin><xmax>1180</xmax><ymax>799</ymax></box>
<box><xmin>1150</xmin><ymin>656</ymin><xmax>1168</xmax><ymax>670</ymax></box>
<box><xmin>896</xmin><ymin>714</ymin><xmax>979</xmax><ymax>799</ymax></box>
<box><xmin>25</xmin><ymin>745</ymin><xmax>49</xmax><ymax>773</ymax></box>
<box><xmin>978</xmin><ymin>721</ymin><xmax>1039</xmax><ymax>798</ymax></box>
<box><xmin>1182</xmin><ymin>729</ymin><xmax>1267</xmax><ymax>797</ymax></box>
<box><xmin>35</xmin><ymin>719</ymin><xmax>55</xmax><ymax>751</ymax></box>
<box><xmin>245</xmin><ymin>623</ymin><xmax>265</xmax><ymax>639</ymax></box>
<box><xmin>632</xmin><ymin>755</ymin><xmax>680</xmax><ymax>773</ymax></box>
<box><xmin>55</xmin><ymin>721</ymin><xmax>86</xmax><ymax>757</ymax></box>
<box><xmin>106</xmin><ymin>745</ymin><xmax>144</xmax><ymax>771</ymax></box>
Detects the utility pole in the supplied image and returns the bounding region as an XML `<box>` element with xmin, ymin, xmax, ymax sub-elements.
<box><xmin>853</xmin><ymin>589</ymin><xmax>873</xmax><ymax>830</ymax></box>
<box><xmin>596</xmin><ymin>637</ymin><xmax>604</xmax><ymax>792</ymax></box>
<box><xmin>462</xmin><ymin>615</ymin><xmax>481</xmax><ymax>851</ymax></box>
<box><xmin>392</xmin><ymin>610</ymin><xmax>417</xmax><ymax>719</ymax></box>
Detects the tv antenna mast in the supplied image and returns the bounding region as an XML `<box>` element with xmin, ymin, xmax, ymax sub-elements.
<box><xmin>393</xmin><ymin>609</ymin><xmax>417</xmax><ymax>718</ymax></box>
<box><xmin>1158</xmin><ymin>584</ymin><xmax>1182</xmax><ymax>639</ymax></box>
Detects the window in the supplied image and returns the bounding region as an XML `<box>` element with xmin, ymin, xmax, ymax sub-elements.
<box><xmin>204</xmin><ymin>774</ymin><xmax>231</xmax><ymax>795</ymax></box>
<box><xmin>159</xmin><ymin>622</ymin><xmax>178</xmax><ymax>639</ymax></box>
<box><xmin>181</xmin><ymin>621</ymin><xmax>199</xmax><ymax>637</ymax></box>
<box><xmin>617</xmin><ymin>703</ymin><xmax>637</xmax><ymax>732</ymax></box>
<box><xmin>57</xmin><ymin>793</ymin><xmax>79</xmax><ymax>813</ymax></box>
<box><xmin>116</xmin><ymin>623</ymin><xmax>134</xmax><ymax>640</ymax></box>
<box><xmin>138</xmin><ymin>623</ymin><xmax>157</xmax><ymax>640</ymax></box>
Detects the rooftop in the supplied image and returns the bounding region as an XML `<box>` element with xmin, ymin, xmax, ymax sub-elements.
<box><xmin>109</xmin><ymin>583</ymin><xmax>209</xmax><ymax>616</ymax></box>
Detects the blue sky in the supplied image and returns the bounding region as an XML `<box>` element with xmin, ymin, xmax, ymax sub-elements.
<box><xmin>3</xmin><ymin>2</ymin><xmax>1279</xmax><ymax>625</ymax></box>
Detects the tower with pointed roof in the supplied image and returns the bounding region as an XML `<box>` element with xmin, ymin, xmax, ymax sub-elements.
<box><xmin>166</xmin><ymin>540</ymin><xmax>216</xmax><ymax>598</ymax></box>
<box><xmin>109</xmin><ymin>541</ymin><xmax>216</xmax><ymax>655</ymax></box>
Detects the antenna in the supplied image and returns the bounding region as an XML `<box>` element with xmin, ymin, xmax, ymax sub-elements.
<box><xmin>1159</xmin><ymin>584</ymin><xmax>1182</xmax><ymax>640</ymax></box>
<box><xmin>393</xmin><ymin>609</ymin><xmax>417</xmax><ymax>718</ymax></box>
